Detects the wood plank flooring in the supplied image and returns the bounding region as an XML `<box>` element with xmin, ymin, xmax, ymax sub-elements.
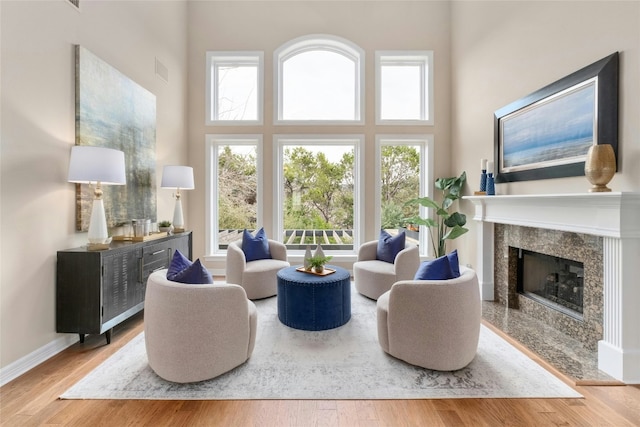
<box><xmin>2</xmin><ymin>312</ymin><xmax>640</xmax><ymax>426</ymax></box>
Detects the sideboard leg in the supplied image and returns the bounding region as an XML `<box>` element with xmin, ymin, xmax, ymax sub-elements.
<box><xmin>79</xmin><ymin>334</ymin><xmax>85</xmax><ymax>343</ymax></box>
<box><xmin>105</xmin><ymin>329</ymin><xmax>112</xmax><ymax>344</ymax></box>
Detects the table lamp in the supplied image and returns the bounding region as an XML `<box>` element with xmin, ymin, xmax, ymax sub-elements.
<box><xmin>68</xmin><ymin>146</ymin><xmax>126</xmax><ymax>248</ymax></box>
<box><xmin>161</xmin><ymin>165</ymin><xmax>194</xmax><ymax>232</ymax></box>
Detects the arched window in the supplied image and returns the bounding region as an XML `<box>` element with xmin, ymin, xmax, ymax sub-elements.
<box><xmin>274</xmin><ymin>35</ymin><xmax>364</xmax><ymax>124</ymax></box>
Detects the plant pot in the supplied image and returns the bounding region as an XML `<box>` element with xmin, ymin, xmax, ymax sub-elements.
<box><xmin>313</xmin><ymin>266</ymin><xmax>324</xmax><ymax>274</ymax></box>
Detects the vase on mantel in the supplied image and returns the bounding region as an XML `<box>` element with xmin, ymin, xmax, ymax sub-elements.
<box><xmin>584</xmin><ymin>144</ymin><xmax>616</xmax><ymax>192</ymax></box>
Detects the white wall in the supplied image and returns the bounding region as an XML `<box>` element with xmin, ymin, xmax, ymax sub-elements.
<box><xmin>0</xmin><ymin>0</ymin><xmax>188</xmax><ymax>375</ymax></box>
<box><xmin>451</xmin><ymin>0</ymin><xmax>640</xmax><ymax>268</ymax></box>
<box><xmin>186</xmin><ymin>0</ymin><xmax>453</xmax><ymax>271</ymax></box>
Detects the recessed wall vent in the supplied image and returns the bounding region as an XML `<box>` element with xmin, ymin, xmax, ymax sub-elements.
<box><xmin>155</xmin><ymin>58</ymin><xmax>169</xmax><ymax>83</ymax></box>
<box><xmin>67</xmin><ymin>0</ymin><xmax>79</xmax><ymax>9</ymax></box>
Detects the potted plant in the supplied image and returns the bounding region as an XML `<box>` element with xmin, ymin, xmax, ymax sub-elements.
<box><xmin>158</xmin><ymin>220</ymin><xmax>172</xmax><ymax>233</ymax></box>
<box><xmin>404</xmin><ymin>171</ymin><xmax>468</xmax><ymax>258</ymax></box>
<box><xmin>306</xmin><ymin>255</ymin><xmax>333</xmax><ymax>274</ymax></box>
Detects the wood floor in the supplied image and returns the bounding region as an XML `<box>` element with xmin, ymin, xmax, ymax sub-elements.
<box><xmin>2</xmin><ymin>313</ymin><xmax>640</xmax><ymax>427</ymax></box>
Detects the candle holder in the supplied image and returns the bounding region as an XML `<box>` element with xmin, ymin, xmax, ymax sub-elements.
<box><xmin>479</xmin><ymin>169</ymin><xmax>487</xmax><ymax>192</ymax></box>
<box><xmin>486</xmin><ymin>172</ymin><xmax>495</xmax><ymax>195</ymax></box>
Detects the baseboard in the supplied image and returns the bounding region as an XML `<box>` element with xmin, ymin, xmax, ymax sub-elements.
<box><xmin>0</xmin><ymin>334</ymin><xmax>78</xmax><ymax>387</ymax></box>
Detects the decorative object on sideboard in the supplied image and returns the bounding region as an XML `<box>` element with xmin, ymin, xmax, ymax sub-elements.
<box><xmin>67</xmin><ymin>146</ymin><xmax>126</xmax><ymax>250</ymax></box>
<box><xmin>493</xmin><ymin>52</ymin><xmax>618</xmax><ymax>183</ymax></box>
<box><xmin>158</xmin><ymin>220</ymin><xmax>172</xmax><ymax>233</ymax></box>
<box><xmin>161</xmin><ymin>165</ymin><xmax>195</xmax><ymax>233</ymax></box>
<box><xmin>584</xmin><ymin>143</ymin><xmax>616</xmax><ymax>192</ymax></box>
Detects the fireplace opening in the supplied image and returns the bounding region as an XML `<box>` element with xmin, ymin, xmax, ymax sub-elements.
<box><xmin>516</xmin><ymin>248</ymin><xmax>584</xmax><ymax>320</ymax></box>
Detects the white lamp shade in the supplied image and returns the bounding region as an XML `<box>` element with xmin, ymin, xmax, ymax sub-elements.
<box><xmin>161</xmin><ymin>165</ymin><xmax>194</xmax><ymax>190</ymax></box>
<box><xmin>68</xmin><ymin>146</ymin><xmax>126</xmax><ymax>185</ymax></box>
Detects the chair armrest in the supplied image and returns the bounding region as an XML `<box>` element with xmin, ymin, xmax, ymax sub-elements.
<box><xmin>394</xmin><ymin>244</ymin><xmax>421</xmax><ymax>281</ymax></box>
<box><xmin>268</xmin><ymin>239</ymin><xmax>288</xmax><ymax>262</ymax></box>
<box><xmin>225</xmin><ymin>241</ymin><xmax>246</xmax><ymax>285</ymax></box>
<box><xmin>357</xmin><ymin>240</ymin><xmax>378</xmax><ymax>261</ymax></box>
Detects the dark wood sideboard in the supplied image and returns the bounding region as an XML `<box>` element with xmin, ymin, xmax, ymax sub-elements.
<box><xmin>56</xmin><ymin>231</ymin><xmax>192</xmax><ymax>344</ymax></box>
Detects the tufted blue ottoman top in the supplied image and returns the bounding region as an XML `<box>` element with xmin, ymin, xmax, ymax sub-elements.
<box><xmin>277</xmin><ymin>265</ymin><xmax>351</xmax><ymax>331</ymax></box>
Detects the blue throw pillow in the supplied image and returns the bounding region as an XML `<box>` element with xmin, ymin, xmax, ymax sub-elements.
<box><xmin>414</xmin><ymin>254</ymin><xmax>455</xmax><ymax>280</ymax></box>
<box><xmin>242</xmin><ymin>228</ymin><xmax>272</xmax><ymax>262</ymax></box>
<box><xmin>376</xmin><ymin>230</ymin><xmax>406</xmax><ymax>263</ymax></box>
<box><xmin>171</xmin><ymin>259</ymin><xmax>213</xmax><ymax>284</ymax></box>
<box><xmin>447</xmin><ymin>249</ymin><xmax>461</xmax><ymax>278</ymax></box>
<box><xmin>166</xmin><ymin>249</ymin><xmax>192</xmax><ymax>281</ymax></box>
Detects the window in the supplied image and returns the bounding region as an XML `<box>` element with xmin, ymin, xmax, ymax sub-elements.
<box><xmin>375</xmin><ymin>135</ymin><xmax>433</xmax><ymax>256</ymax></box>
<box><xmin>206</xmin><ymin>52</ymin><xmax>264</xmax><ymax>125</ymax></box>
<box><xmin>274</xmin><ymin>35</ymin><xmax>364</xmax><ymax>124</ymax></box>
<box><xmin>206</xmin><ymin>135</ymin><xmax>262</xmax><ymax>254</ymax></box>
<box><xmin>204</xmin><ymin>38</ymin><xmax>437</xmax><ymax>261</ymax></box>
<box><xmin>376</xmin><ymin>51</ymin><xmax>433</xmax><ymax>125</ymax></box>
<box><xmin>274</xmin><ymin>135</ymin><xmax>364</xmax><ymax>253</ymax></box>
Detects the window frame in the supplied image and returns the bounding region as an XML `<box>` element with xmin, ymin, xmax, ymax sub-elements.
<box><xmin>273</xmin><ymin>134</ymin><xmax>365</xmax><ymax>259</ymax></box>
<box><xmin>375</xmin><ymin>134</ymin><xmax>434</xmax><ymax>257</ymax></box>
<box><xmin>375</xmin><ymin>51</ymin><xmax>434</xmax><ymax>126</ymax></box>
<box><xmin>274</xmin><ymin>34</ymin><xmax>365</xmax><ymax>126</ymax></box>
<box><xmin>205</xmin><ymin>134</ymin><xmax>263</xmax><ymax>256</ymax></box>
<box><xmin>206</xmin><ymin>51</ymin><xmax>264</xmax><ymax>126</ymax></box>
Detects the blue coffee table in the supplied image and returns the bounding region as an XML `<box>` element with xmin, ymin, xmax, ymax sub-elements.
<box><xmin>277</xmin><ymin>265</ymin><xmax>351</xmax><ymax>331</ymax></box>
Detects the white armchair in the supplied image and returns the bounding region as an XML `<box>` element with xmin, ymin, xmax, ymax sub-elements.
<box><xmin>353</xmin><ymin>240</ymin><xmax>420</xmax><ymax>300</ymax></box>
<box><xmin>144</xmin><ymin>270</ymin><xmax>258</xmax><ymax>383</ymax></box>
<box><xmin>226</xmin><ymin>239</ymin><xmax>290</xmax><ymax>299</ymax></box>
<box><xmin>376</xmin><ymin>266</ymin><xmax>481</xmax><ymax>371</ymax></box>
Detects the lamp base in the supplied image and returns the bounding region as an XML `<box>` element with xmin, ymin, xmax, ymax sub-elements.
<box><xmin>173</xmin><ymin>227</ymin><xmax>185</xmax><ymax>233</ymax></box>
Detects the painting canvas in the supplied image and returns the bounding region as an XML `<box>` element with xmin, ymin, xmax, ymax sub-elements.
<box><xmin>500</xmin><ymin>80</ymin><xmax>595</xmax><ymax>173</ymax></box>
<box><xmin>494</xmin><ymin>52</ymin><xmax>618</xmax><ymax>183</ymax></box>
<box><xmin>75</xmin><ymin>45</ymin><xmax>157</xmax><ymax>231</ymax></box>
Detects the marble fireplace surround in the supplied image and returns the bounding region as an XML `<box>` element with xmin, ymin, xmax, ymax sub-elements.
<box><xmin>464</xmin><ymin>193</ymin><xmax>640</xmax><ymax>384</ymax></box>
<box><xmin>494</xmin><ymin>224</ymin><xmax>603</xmax><ymax>352</ymax></box>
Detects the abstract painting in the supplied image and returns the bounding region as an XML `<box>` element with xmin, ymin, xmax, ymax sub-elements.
<box><xmin>75</xmin><ymin>45</ymin><xmax>157</xmax><ymax>230</ymax></box>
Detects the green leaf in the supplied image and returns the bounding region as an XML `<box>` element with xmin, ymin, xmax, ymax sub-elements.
<box><xmin>442</xmin><ymin>225</ymin><xmax>469</xmax><ymax>240</ymax></box>
<box><xmin>442</xmin><ymin>198</ymin><xmax>453</xmax><ymax>210</ymax></box>
<box><xmin>435</xmin><ymin>177</ymin><xmax>454</xmax><ymax>190</ymax></box>
<box><xmin>444</xmin><ymin>212</ymin><xmax>467</xmax><ymax>228</ymax></box>
<box><xmin>435</xmin><ymin>208</ymin><xmax>450</xmax><ymax>217</ymax></box>
<box><xmin>404</xmin><ymin>216</ymin><xmax>437</xmax><ymax>227</ymax></box>
<box><xmin>405</xmin><ymin>197</ymin><xmax>440</xmax><ymax>210</ymax></box>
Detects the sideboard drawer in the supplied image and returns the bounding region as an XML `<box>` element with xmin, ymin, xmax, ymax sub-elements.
<box><xmin>143</xmin><ymin>243</ymin><xmax>171</xmax><ymax>266</ymax></box>
<box><xmin>141</xmin><ymin>242</ymin><xmax>172</xmax><ymax>283</ymax></box>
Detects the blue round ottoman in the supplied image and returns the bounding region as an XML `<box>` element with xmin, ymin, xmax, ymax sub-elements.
<box><xmin>277</xmin><ymin>265</ymin><xmax>351</xmax><ymax>331</ymax></box>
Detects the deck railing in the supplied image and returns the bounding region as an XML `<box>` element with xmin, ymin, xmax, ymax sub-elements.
<box><xmin>218</xmin><ymin>228</ymin><xmax>419</xmax><ymax>251</ymax></box>
<box><xmin>218</xmin><ymin>229</ymin><xmax>354</xmax><ymax>250</ymax></box>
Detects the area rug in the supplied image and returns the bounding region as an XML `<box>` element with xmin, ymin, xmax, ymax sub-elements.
<box><xmin>61</xmin><ymin>287</ymin><xmax>581</xmax><ymax>400</ymax></box>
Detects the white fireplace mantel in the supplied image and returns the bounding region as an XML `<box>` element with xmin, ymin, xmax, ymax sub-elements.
<box><xmin>463</xmin><ymin>192</ymin><xmax>640</xmax><ymax>384</ymax></box>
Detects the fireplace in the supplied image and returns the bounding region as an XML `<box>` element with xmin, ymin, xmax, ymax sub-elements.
<box><xmin>464</xmin><ymin>192</ymin><xmax>640</xmax><ymax>383</ymax></box>
<box><xmin>516</xmin><ymin>248</ymin><xmax>584</xmax><ymax>319</ymax></box>
<box><xmin>496</xmin><ymin>225</ymin><xmax>601</xmax><ymax>351</ymax></box>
